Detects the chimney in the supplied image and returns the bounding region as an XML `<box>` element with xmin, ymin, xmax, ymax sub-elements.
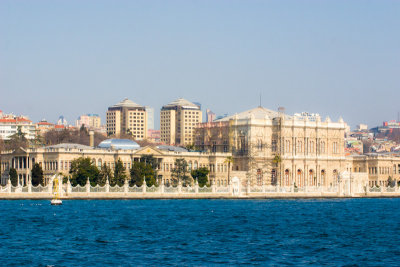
<box><xmin>89</xmin><ymin>130</ymin><xmax>94</xmax><ymax>147</ymax></box>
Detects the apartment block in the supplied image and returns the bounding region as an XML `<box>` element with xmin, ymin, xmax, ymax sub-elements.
<box><xmin>161</xmin><ymin>98</ymin><xmax>202</xmax><ymax>146</ymax></box>
<box><xmin>106</xmin><ymin>98</ymin><xmax>147</xmax><ymax>140</ymax></box>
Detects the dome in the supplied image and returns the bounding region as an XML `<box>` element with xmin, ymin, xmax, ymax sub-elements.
<box><xmin>98</xmin><ymin>139</ymin><xmax>140</xmax><ymax>150</ymax></box>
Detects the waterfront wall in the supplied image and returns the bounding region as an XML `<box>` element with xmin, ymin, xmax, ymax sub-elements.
<box><xmin>0</xmin><ymin>178</ymin><xmax>399</xmax><ymax>199</ymax></box>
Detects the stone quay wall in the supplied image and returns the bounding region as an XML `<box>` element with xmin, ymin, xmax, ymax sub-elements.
<box><xmin>1</xmin><ymin>179</ymin><xmax>400</xmax><ymax>199</ymax></box>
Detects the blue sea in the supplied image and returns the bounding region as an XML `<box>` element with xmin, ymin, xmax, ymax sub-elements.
<box><xmin>1</xmin><ymin>199</ymin><xmax>399</xmax><ymax>266</ymax></box>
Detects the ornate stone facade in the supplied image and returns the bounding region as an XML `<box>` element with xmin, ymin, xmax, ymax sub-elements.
<box><xmin>195</xmin><ymin>107</ymin><xmax>347</xmax><ymax>187</ymax></box>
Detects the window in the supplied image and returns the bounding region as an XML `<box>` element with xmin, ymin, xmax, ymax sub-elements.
<box><xmin>257</xmin><ymin>169</ymin><xmax>263</xmax><ymax>186</ymax></box>
<box><xmin>272</xmin><ymin>140</ymin><xmax>277</xmax><ymax>152</ymax></box>
<box><xmin>297</xmin><ymin>141</ymin><xmax>303</xmax><ymax>153</ymax></box>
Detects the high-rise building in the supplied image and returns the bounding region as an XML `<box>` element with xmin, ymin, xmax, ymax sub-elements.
<box><xmin>106</xmin><ymin>98</ymin><xmax>147</xmax><ymax>140</ymax></box>
<box><xmin>160</xmin><ymin>98</ymin><xmax>202</xmax><ymax>146</ymax></box>
<box><xmin>145</xmin><ymin>106</ymin><xmax>155</xmax><ymax>130</ymax></box>
<box><xmin>206</xmin><ymin>109</ymin><xmax>216</xmax><ymax>123</ymax></box>
<box><xmin>76</xmin><ymin>114</ymin><xmax>101</xmax><ymax>129</ymax></box>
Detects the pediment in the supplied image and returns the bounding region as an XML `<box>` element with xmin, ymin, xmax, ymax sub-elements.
<box><xmin>12</xmin><ymin>147</ymin><xmax>28</xmax><ymax>155</ymax></box>
<box><xmin>134</xmin><ymin>146</ymin><xmax>164</xmax><ymax>156</ymax></box>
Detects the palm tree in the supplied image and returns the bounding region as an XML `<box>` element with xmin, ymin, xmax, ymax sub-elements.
<box><xmin>224</xmin><ymin>156</ymin><xmax>234</xmax><ymax>185</ymax></box>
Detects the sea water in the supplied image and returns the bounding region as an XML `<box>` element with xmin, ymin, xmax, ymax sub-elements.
<box><xmin>1</xmin><ymin>199</ymin><xmax>399</xmax><ymax>266</ymax></box>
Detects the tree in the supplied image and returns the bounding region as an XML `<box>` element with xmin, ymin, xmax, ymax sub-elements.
<box><xmin>31</xmin><ymin>163</ymin><xmax>44</xmax><ymax>186</ymax></box>
<box><xmin>69</xmin><ymin>157</ymin><xmax>99</xmax><ymax>186</ymax></box>
<box><xmin>9</xmin><ymin>168</ymin><xmax>18</xmax><ymax>186</ymax></box>
<box><xmin>98</xmin><ymin>163</ymin><xmax>112</xmax><ymax>186</ymax></box>
<box><xmin>130</xmin><ymin>161</ymin><xmax>157</xmax><ymax>187</ymax></box>
<box><xmin>387</xmin><ymin>176</ymin><xmax>396</xmax><ymax>187</ymax></box>
<box><xmin>5</xmin><ymin>126</ymin><xmax>28</xmax><ymax>150</ymax></box>
<box><xmin>171</xmin><ymin>158</ymin><xmax>191</xmax><ymax>186</ymax></box>
<box><xmin>224</xmin><ymin>156</ymin><xmax>234</xmax><ymax>185</ymax></box>
<box><xmin>191</xmin><ymin>167</ymin><xmax>210</xmax><ymax>187</ymax></box>
<box><xmin>112</xmin><ymin>159</ymin><xmax>126</xmax><ymax>186</ymax></box>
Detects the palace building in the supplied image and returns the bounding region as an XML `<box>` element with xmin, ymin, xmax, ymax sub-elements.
<box><xmin>195</xmin><ymin>106</ymin><xmax>348</xmax><ymax>187</ymax></box>
<box><xmin>0</xmin><ymin>140</ymin><xmax>231</xmax><ymax>186</ymax></box>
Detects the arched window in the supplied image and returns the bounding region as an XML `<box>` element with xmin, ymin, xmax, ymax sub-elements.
<box><xmin>321</xmin><ymin>170</ymin><xmax>325</xmax><ymax>186</ymax></box>
<box><xmin>194</xmin><ymin>161</ymin><xmax>198</xmax><ymax>170</ymax></box>
<box><xmin>271</xmin><ymin>169</ymin><xmax>277</xmax><ymax>185</ymax></box>
<box><xmin>333</xmin><ymin>169</ymin><xmax>338</xmax><ymax>184</ymax></box>
<box><xmin>98</xmin><ymin>159</ymin><xmax>102</xmax><ymax>169</ymax></box>
<box><xmin>309</xmin><ymin>169</ymin><xmax>314</xmax><ymax>186</ymax></box>
<box><xmin>285</xmin><ymin>140</ymin><xmax>291</xmax><ymax>154</ymax></box>
<box><xmin>297</xmin><ymin>169</ymin><xmax>303</xmax><ymax>187</ymax></box>
<box><xmin>284</xmin><ymin>169</ymin><xmax>290</xmax><ymax>186</ymax></box>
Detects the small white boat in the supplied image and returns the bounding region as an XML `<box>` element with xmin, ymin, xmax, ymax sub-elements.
<box><xmin>51</xmin><ymin>199</ymin><xmax>62</xmax><ymax>205</ymax></box>
<box><xmin>51</xmin><ymin>175</ymin><xmax>62</xmax><ymax>205</ymax></box>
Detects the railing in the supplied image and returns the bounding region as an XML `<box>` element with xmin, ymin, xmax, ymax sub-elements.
<box><xmin>128</xmin><ymin>186</ymin><xmax>142</xmax><ymax>193</ymax></box>
<box><xmin>90</xmin><ymin>185</ymin><xmax>106</xmax><ymax>193</ymax></box>
<box><xmin>198</xmin><ymin>186</ymin><xmax>212</xmax><ymax>193</ymax></box>
<box><xmin>164</xmin><ymin>186</ymin><xmax>178</xmax><ymax>193</ymax></box>
<box><xmin>2</xmin><ymin>181</ymin><xmax>400</xmax><ymax>197</ymax></box>
<box><xmin>31</xmin><ymin>185</ymin><xmax>48</xmax><ymax>193</ymax></box>
<box><xmin>109</xmin><ymin>185</ymin><xmax>124</xmax><ymax>193</ymax></box>
<box><xmin>369</xmin><ymin>187</ymin><xmax>381</xmax><ymax>193</ymax></box>
<box><xmin>71</xmin><ymin>185</ymin><xmax>86</xmax><ymax>193</ymax></box>
<box><xmin>216</xmin><ymin>187</ymin><xmax>229</xmax><ymax>193</ymax></box>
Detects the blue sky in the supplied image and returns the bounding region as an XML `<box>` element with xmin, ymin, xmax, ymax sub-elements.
<box><xmin>1</xmin><ymin>0</ymin><xmax>399</xmax><ymax>129</ymax></box>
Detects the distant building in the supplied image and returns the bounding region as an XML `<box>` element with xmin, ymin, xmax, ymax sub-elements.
<box><xmin>160</xmin><ymin>98</ymin><xmax>202</xmax><ymax>146</ymax></box>
<box><xmin>206</xmin><ymin>109</ymin><xmax>216</xmax><ymax>123</ymax></box>
<box><xmin>0</xmin><ymin>112</ymin><xmax>36</xmax><ymax>140</ymax></box>
<box><xmin>356</xmin><ymin>124</ymin><xmax>368</xmax><ymax>131</ymax></box>
<box><xmin>57</xmin><ymin>116</ymin><xmax>68</xmax><ymax>126</ymax></box>
<box><xmin>148</xmin><ymin>129</ymin><xmax>161</xmax><ymax>142</ymax></box>
<box><xmin>145</xmin><ymin>106</ymin><xmax>155</xmax><ymax>130</ymax></box>
<box><xmin>36</xmin><ymin>120</ymin><xmax>55</xmax><ymax>135</ymax></box>
<box><xmin>106</xmin><ymin>98</ymin><xmax>147</xmax><ymax>140</ymax></box>
<box><xmin>76</xmin><ymin>114</ymin><xmax>101</xmax><ymax>129</ymax></box>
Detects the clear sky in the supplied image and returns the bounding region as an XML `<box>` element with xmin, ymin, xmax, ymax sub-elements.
<box><xmin>1</xmin><ymin>0</ymin><xmax>399</xmax><ymax>129</ymax></box>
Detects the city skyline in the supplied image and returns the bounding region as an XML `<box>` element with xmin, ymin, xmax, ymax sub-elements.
<box><xmin>1</xmin><ymin>1</ymin><xmax>399</xmax><ymax>129</ymax></box>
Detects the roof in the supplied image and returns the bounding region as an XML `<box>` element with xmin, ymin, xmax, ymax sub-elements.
<box><xmin>156</xmin><ymin>145</ymin><xmax>188</xmax><ymax>152</ymax></box>
<box><xmin>45</xmin><ymin>143</ymin><xmax>93</xmax><ymax>150</ymax></box>
<box><xmin>0</xmin><ymin>118</ymin><xmax>32</xmax><ymax>123</ymax></box>
<box><xmin>111</xmin><ymin>98</ymin><xmax>143</xmax><ymax>108</ymax></box>
<box><xmin>162</xmin><ymin>98</ymin><xmax>200</xmax><ymax>110</ymax></box>
<box><xmin>214</xmin><ymin>106</ymin><xmax>293</xmax><ymax>122</ymax></box>
<box><xmin>98</xmin><ymin>139</ymin><xmax>140</xmax><ymax>150</ymax></box>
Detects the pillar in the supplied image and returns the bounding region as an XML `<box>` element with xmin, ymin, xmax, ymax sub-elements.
<box><xmin>142</xmin><ymin>178</ymin><xmax>147</xmax><ymax>193</ymax></box>
<box><xmin>86</xmin><ymin>177</ymin><xmax>90</xmax><ymax>194</ymax></box>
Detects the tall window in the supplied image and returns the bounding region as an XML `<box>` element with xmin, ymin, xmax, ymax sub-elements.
<box><xmin>333</xmin><ymin>142</ymin><xmax>338</xmax><ymax>154</ymax></box>
<box><xmin>285</xmin><ymin>140</ymin><xmax>291</xmax><ymax>154</ymax></box>
<box><xmin>321</xmin><ymin>170</ymin><xmax>325</xmax><ymax>186</ymax></box>
<box><xmin>257</xmin><ymin>139</ymin><xmax>263</xmax><ymax>151</ymax></box>
<box><xmin>309</xmin><ymin>170</ymin><xmax>314</xmax><ymax>186</ymax></box>
<box><xmin>271</xmin><ymin>140</ymin><xmax>277</xmax><ymax>152</ymax></box>
<box><xmin>297</xmin><ymin>141</ymin><xmax>303</xmax><ymax>153</ymax></box>
<box><xmin>284</xmin><ymin>169</ymin><xmax>290</xmax><ymax>186</ymax></box>
<box><xmin>271</xmin><ymin>169</ymin><xmax>277</xmax><ymax>185</ymax></box>
<box><xmin>320</xmin><ymin>141</ymin><xmax>326</xmax><ymax>154</ymax></box>
<box><xmin>257</xmin><ymin>169</ymin><xmax>263</xmax><ymax>186</ymax></box>
<box><xmin>310</xmin><ymin>141</ymin><xmax>314</xmax><ymax>154</ymax></box>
